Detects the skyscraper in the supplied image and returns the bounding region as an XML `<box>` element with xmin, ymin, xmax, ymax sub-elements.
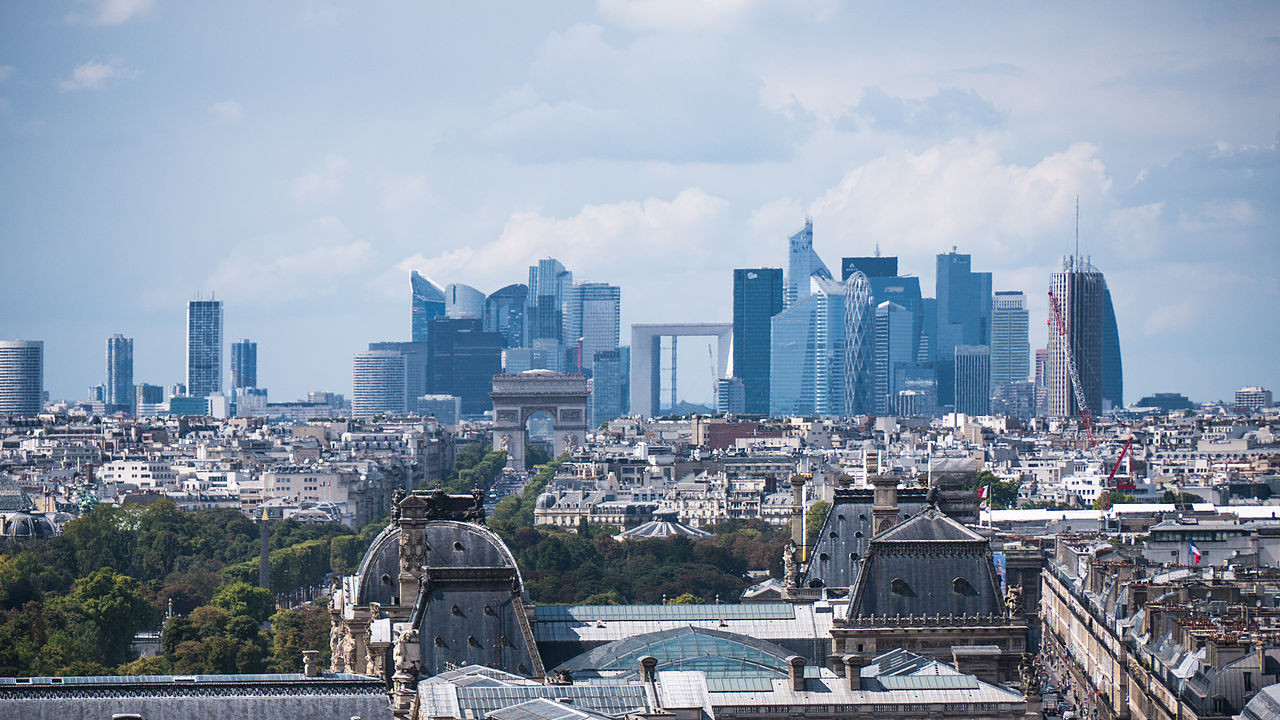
<box><xmin>427</xmin><ymin>317</ymin><xmax>503</xmax><ymax>416</ymax></box>
<box><xmin>873</xmin><ymin>301</ymin><xmax>915</xmax><ymax>414</ymax></box>
<box><xmin>485</xmin><ymin>284</ymin><xmax>529</xmax><ymax>349</ymax></box>
<box><xmin>445</xmin><ymin>283</ymin><xmax>486</xmax><ymax>320</ymax></box>
<box><xmin>785</xmin><ymin>218</ymin><xmax>832</xmax><ymax>308</ymax></box>
<box><xmin>411</xmin><ymin>271</ymin><xmax>446</xmax><ymax>343</ymax></box>
<box><xmin>934</xmin><ymin>251</ymin><xmax>992</xmax><ymax>407</ymax></box>
<box><xmin>352</xmin><ymin>350</ymin><xmax>407</xmax><ymax>419</ymax></box>
<box><xmin>1033</xmin><ymin>347</ymin><xmax>1048</xmax><ymax>415</ymax></box>
<box><xmin>230</xmin><ymin>339</ymin><xmax>257</xmax><ymax>389</ymax></box>
<box><xmin>841</xmin><ymin>256</ymin><xmax>898</xmax><ymax>280</ymax></box>
<box><xmin>105</xmin><ymin>334</ymin><xmax>134</xmax><ymax>414</ymax></box>
<box><xmin>1046</xmin><ymin>257</ymin><xmax>1106</xmax><ymax>418</ymax></box>
<box><xmin>990</xmin><ymin>291</ymin><xmax>1030</xmax><ymax>388</ymax></box>
<box><xmin>591</xmin><ymin>347</ymin><xmax>629</xmax><ymax>427</ymax></box>
<box><xmin>770</xmin><ymin>274</ymin><xmax>873</xmax><ymax>417</ymax></box>
<box><xmin>187</xmin><ymin>299</ymin><xmax>223</xmax><ymax>398</ymax></box>
<box><xmin>954</xmin><ymin>345</ymin><xmax>991</xmax><ymax>416</ymax></box>
<box><xmin>528</xmin><ymin>258</ymin><xmax>572</xmax><ymax>343</ymax></box>
<box><xmin>563</xmin><ymin>283</ymin><xmax>621</xmax><ymax>373</ymax></box>
<box><xmin>1101</xmin><ymin>286</ymin><xmax>1123</xmax><ymax>411</ymax></box>
<box><xmin>368</xmin><ymin>341</ymin><xmax>430</xmax><ymax>404</ymax></box>
<box><xmin>732</xmin><ymin>268</ymin><xmax>783</xmax><ymax>415</ymax></box>
<box><xmin>0</xmin><ymin>340</ymin><xmax>43</xmax><ymax>416</ymax></box>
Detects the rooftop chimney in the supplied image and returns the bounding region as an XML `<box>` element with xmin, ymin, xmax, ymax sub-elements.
<box><xmin>843</xmin><ymin>654</ymin><xmax>871</xmax><ymax>690</ymax></box>
<box><xmin>870</xmin><ymin>474</ymin><xmax>899</xmax><ymax>535</ymax></box>
<box><xmin>786</xmin><ymin>655</ymin><xmax>806</xmax><ymax>691</ymax></box>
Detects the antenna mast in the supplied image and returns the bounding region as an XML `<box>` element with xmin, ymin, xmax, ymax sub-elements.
<box><xmin>1074</xmin><ymin>195</ymin><xmax>1080</xmax><ymax>264</ymax></box>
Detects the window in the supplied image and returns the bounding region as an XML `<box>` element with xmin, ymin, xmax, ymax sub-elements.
<box><xmin>891</xmin><ymin>577</ymin><xmax>909</xmax><ymax>595</ymax></box>
<box><xmin>953</xmin><ymin>577</ymin><xmax>971</xmax><ymax>595</ymax></box>
<box><xmin>1245</xmin><ymin>672</ymin><xmax>1253</xmax><ymax>692</ymax></box>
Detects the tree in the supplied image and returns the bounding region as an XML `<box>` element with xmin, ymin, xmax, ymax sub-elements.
<box><xmin>667</xmin><ymin>592</ymin><xmax>701</xmax><ymax>605</ymax></box>
<box><xmin>211</xmin><ymin>582</ymin><xmax>274</xmax><ymax>624</ymax></box>
<box><xmin>805</xmin><ymin>500</ymin><xmax>831</xmax><ymax>547</ymax></box>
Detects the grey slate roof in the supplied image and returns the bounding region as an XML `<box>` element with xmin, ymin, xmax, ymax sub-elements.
<box><xmin>0</xmin><ymin>474</ymin><xmax>34</xmax><ymax>512</ymax></box>
<box><xmin>801</xmin><ymin>487</ymin><xmax>928</xmax><ymax>589</ymax></box>
<box><xmin>847</xmin><ymin>507</ymin><xmax>1005</xmax><ymax>618</ymax></box>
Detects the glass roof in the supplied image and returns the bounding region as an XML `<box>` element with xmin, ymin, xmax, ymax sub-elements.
<box><xmin>535</xmin><ymin>602</ymin><xmax>795</xmax><ymax>622</ymax></box>
<box><xmin>555</xmin><ymin>627</ymin><xmax>795</xmax><ymax>680</ymax></box>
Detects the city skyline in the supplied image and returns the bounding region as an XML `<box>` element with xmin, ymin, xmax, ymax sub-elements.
<box><xmin>1</xmin><ymin>2</ymin><xmax>1277</xmax><ymax>404</ymax></box>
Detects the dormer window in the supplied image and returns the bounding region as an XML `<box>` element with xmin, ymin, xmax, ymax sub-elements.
<box><xmin>953</xmin><ymin>577</ymin><xmax>971</xmax><ymax>595</ymax></box>
<box><xmin>891</xmin><ymin>577</ymin><xmax>909</xmax><ymax>595</ymax></box>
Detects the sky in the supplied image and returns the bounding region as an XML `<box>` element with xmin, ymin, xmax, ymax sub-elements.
<box><xmin>1</xmin><ymin>0</ymin><xmax>1278</xmax><ymax>406</ymax></box>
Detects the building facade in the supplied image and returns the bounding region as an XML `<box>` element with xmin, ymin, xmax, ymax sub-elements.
<box><xmin>105</xmin><ymin>334</ymin><xmax>134</xmax><ymax>414</ymax></box>
<box><xmin>1235</xmin><ymin>386</ymin><xmax>1273</xmax><ymax>411</ymax></box>
<box><xmin>1046</xmin><ymin>257</ymin><xmax>1105</xmax><ymax>418</ymax></box>
<box><xmin>591</xmin><ymin>348</ymin><xmax>629</xmax><ymax>427</ymax></box>
<box><xmin>369</xmin><ymin>341</ymin><xmax>430</xmax><ymax>407</ymax></box>
<box><xmin>954</xmin><ymin>345</ymin><xmax>991</xmax><ymax>416</ymax></box>
<box><xmin>528</xmin><ymin>258</ymin><xmax>572</xmax><ymax>343</ymax></box>
<box><xmin>0</xmin><ymin>340</ymin><xmax>43</xmax><ymax>416</ymax></box>
<box><xmin>187</xmin><ymin>299</ymin><xmax>223</xmax><ymax>398</ymax></box>
<box><xmin>785</xmin><ymin>218</ymin><xmax>832</xmax><ymax>308</ymax></box>
<box><xmin>564</xmin><ymin>282</ymin><xmax>620</xmax><ymax>373</ymax></box>
<box><xmin>484</xmin><ymin>283</ymin><xmax>528</xmax><ymax>349</ymax></box>
<box><xmin>426</xmin><ymin>318</ymin><xmax>502</xmax><ymax>416</ymax></box>
<box><xmin>352</xmin><ymin>350</ymin><xmax>408</xmax><ymax>419</ymax></box>
<box><xmin>733</xmin><ymin>267</ymin><xmax>784</xmax><ymax>415</ymax></box>
<box><xmin>444</xmin><ymin>283</ymin><xmax>485</xmax><ymax>320</ymax></box>
<box><xmin>873</xmin><ymin>301</ymin><xmax>915</xmax><ymax>415</ymax></box>
<box><xmin>990</xmin><ymin>291</ymin><xmax>1029</xmax><ymax>388</ymax></box>
<box><xmin>935</xmin><ymin>251</ymin><xmax>992</xmax><ymax>408</ymax></box>
<box><xmin>410</xmin><ymin>271</ymin><xmax>446</xmax><ymax>343</ymax></box>
<box><xmin>230</xmin><ymin>338</ymin><xmax>256</xmax><ymax>390</ymax></box>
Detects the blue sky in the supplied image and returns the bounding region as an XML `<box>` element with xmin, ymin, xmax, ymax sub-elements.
<box><xmin>1</xmin><ymin>0</ymin><xmax>1277</xmax><ymax>405</ymax></box>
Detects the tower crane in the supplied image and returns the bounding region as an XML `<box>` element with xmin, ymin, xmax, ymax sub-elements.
<box><xmin>1047</xmin><ymin>289</ymin><xmax>1095</xmax><ymax>447</ymax></box>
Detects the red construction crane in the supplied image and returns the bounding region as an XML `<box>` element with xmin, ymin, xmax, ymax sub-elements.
<box><xmin>1106</xmin><ymin>435</ymin><xmax>1136</xmax><ymax>491</ymax></box>
<box><xmin>1047</xmin><ymin>289</ymin><xmax>1095</xmax><ymax>447</ymax></box>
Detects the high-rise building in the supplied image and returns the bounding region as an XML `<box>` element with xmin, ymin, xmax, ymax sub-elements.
<box><xmin>1101</xmin><ymin>286</ymin><xmax>1123</xmax><ymax>411</ymax></box>
<box><xmin>352</xmin><ymin>350</ymin><xmax>408</xmax><ymax>419</ymax></box>
<box><xmin>1046</xmin><ymin>257</ymin><xmax>1107</xmax><ymax>418</ymax></box>
<box><xmin>770</xmin><ymin>275</ymin><xmax>873</xmax><ymax>417</ymax></box>
<box><xmin>1033</xmin><ymin>348</ymin><xmax>1048</xmax><ymax>415</ymax></box>
<box><xmin>135</xmin><ymin>383</ymin><xmax>165</xmax><ymax>416</ymax></box>
<box><xmin>716</xmin><ymin>377</ymin><xmax>746</xmax><ymax>415</ymax></box>
<box><xmin>990</xmin><ymin>291</ymin><xmax>1030</xmax><ymax>388</ymax></box>
<box><xmin>591</xmin><ymin>347</ymin><xmax>629</xmax><ymax>427</ymax></box>
<box><xmin>187</xmin><ymin>299</ymin><xmax>223</xmax><ymax>398</ymax></box>
<box><xmin>954</xmin><ymin>345</ymin><xmax>991</xmax><ymax>416</ymax></box>
<box><xmin>841</xmin><ymin>256</ymin><xmax>898</xmax><ymax>280</ymax></box>
<box><xmin>934</xmin><ymin>251</ymin><xmax>992</xmax><ymax>407</ymax></box>
<box><xmin>230</xmin><ymin>339</ymin><xmax>257</xmax><ymax>390</ymax></box>
<box><xmin>427</xmin><ymin>317</ymin><xmax>502</xmax><ymax>416</ymax></box>
<box><xmin>785</xmin><ymin>218</ymin><xmax>832</xmax><ymax>308</ymax></box>
<box><xmin>105</xmin><ymin>334</ymin><xmax>134</xmax><ymax>414</ymax></box>
<box><xmin>1235</xmin><ymin>387</ymin><xmax>1273</xmax><ymax>412</ymax></box>
<box><xmin>0</xmin><ymin>340</ymin><xmax>43</xmax><ymax>416</ymax></box>
<box><xmin>732</xmin><ymin>268</ymin><xmax>784</xmax><ymax>415</ymax></box>
<box><xmin>485</xmin><ymin>284</ymin><xmax>529</xmax><ymax>349</ymax></box>
<box><xmin>445</xmin><ymin>283</ymin><xmax>486</xmax><ymax>320</ymax></box>
<box><xmin>411</xmin><ymin>271</ymin><xmax>446</xmax><ymax>343</ymax></box>
<box><xmin>528</xmin><ymin>258</ymin><xmax>572</xmax><ymax>343</ymax></box>
<box><xmin>873</xmin><ymin>301</ymin><xmax>915</xmax><ymax>414</ymax></box>
<box><xmin>369</xmin><ymin>341</ymin><xmax>430</xmax><ymax>404</ymax></box>
<box><xmin>564</xmin><ymin>283</ymin><xmax>620</xmax><ymax>373</ymax></box>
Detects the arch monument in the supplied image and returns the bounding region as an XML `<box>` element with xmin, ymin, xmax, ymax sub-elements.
<box><xmin>490</xmin><ymin>370</ymin><xmax>589</xmax><ymax>470</ymax></box>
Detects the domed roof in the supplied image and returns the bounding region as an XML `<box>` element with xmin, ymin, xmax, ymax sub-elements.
<box><xmin>354</xmin><ymin>520</ymin><xmax>523</xmax><ymax>606</ymax></box>
<box><xmin>1</xmin><ymin>511</ymin><xmax>56</xmax><ymax>538</ymax></box>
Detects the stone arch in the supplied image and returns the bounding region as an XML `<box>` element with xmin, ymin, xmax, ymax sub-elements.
<box><xmin>490</xmin><ymin>370</ymin><xmax>589</xmax><ymax>471</ymax></box>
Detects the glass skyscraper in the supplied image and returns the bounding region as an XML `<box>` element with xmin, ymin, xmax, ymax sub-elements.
<box><xmin>445</xmin><ymin>283</ymin><xmax>486</xmax><ymax>320</ymax></box>
<box><xmin>106</xmin><ymin>334</ymin><xmax>134</xmax><ymax>414</ymax></box>
<box><xmin>934</xmin><ymin>251</ymin><xmax>992</xmax><ymax>407</ymax></box>
<box><xmin>591</xmin><ymin>347</ymin><xmax>629</xmax><ymax>427</ymax></box>
<box><xmin>1101</xmin><ymin>285</ymin><xmax>1123</xmax><ymax>411</ymax></box>
<box><xmin>990</xmin><ymin>291</ymin><xmax>1030</xmax><ymax>387</ymax></box>
<box><xmin>564</xmin><ymin>282</ymin><xmax>620</xmax><ymax>373</ymax></box>
<box><xmin>187</xmin><ymin>299</ymin><xmax>223</xmax><ymax>398</ymax></box>
<box><xmin>230</xmin><ymin>338</ymin><xmax>257</xmax><ymax>389</ymax></box>
<box><xmin>1046</xmin><ymin>256</ymin><xmax>1106</xmax><ymax>418</ymax></box>
<box><xmin>770</xmin><ymin>276</ymin><xmax>873</xmax><ymax>417</ymax></box>
<box><xmin>0</xmin><ymin>340</ymin><xmax>43</xmax><ymax>416</ymax></box>
<box><xmin>369</xmin><ymin>341</ymin><xmax>430</xmax><ymax>403</ymax></box>
<box><xmin>784</xmin><ymin>218</ymin><xmax>832</xmax><ymax>308</ymax></box>
<box><xmin>411</xmin><ymin>271</ymin><xmax>446</xmax><ymax>343</ymax></box>
<box><xmin>732</xmin><ymin>268</ymin><xmax>783</xmax><ymax>415</ymax></box>
<box><xmin>954</xmin><ymin>345</ymin><xmax>991</xmax><ymax>416</ymax></box>
<box><xmin>528</xmin><ymin>258</ymin><xmax>572</xmax><ymax>342</ymax></box>
<box><xmin>352</xmin><ymin>350</ymin><xmax>407</xmax><ymax>418</ymax></box>
<box><xmin>485</xmin><ymin>283</ymin><xmax>529</xmax><ymax>349</ymax></box>
<box><xmin>427</xmin><ymin>317</ymin><xmax>503</xmax><ymax>416</ymax></box>
<box><xmin>873</xmin><ymin>301</ymin><xmax>914</xmax><ymax>415</ymax></box>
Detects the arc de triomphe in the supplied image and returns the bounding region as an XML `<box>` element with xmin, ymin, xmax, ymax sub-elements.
<box><xmin>490</xmin><ymin>370</ymin><xmax>589</xmax><ymax>471</ymax></box>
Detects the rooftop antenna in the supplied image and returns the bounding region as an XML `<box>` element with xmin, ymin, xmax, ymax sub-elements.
<box><xmin>1074</xmin><ymin>194</ymin><xmax>1080</xmax><ymax>265</ymax></box>
<box><xmin>874</xmin><ymin>242</ymin><xmax>881</xmax><ymax>258</ymax></box>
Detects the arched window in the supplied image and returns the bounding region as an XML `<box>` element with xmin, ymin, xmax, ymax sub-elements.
<box><xmin>953</xmin><ymin>577</ymin><xmax>971</xmax><ymax>595</ymax></box>
<box><xmin>891</xmin><ymin>577</ymin><xmax>909</xmax><ymax>595</ymax></box>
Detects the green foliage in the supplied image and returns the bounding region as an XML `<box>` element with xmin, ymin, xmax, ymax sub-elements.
<box><xmin>970</xmin><ymin>470</ymin><xmax>1020</xmax><ymax>510</ymax></box>
<box><xmin>211</xmin><ymin>582</ymin><xmax>274</xmax><ymax>624</ymax></box>
<box><xmin>1022</xmin><ymin>500</ymin><xmax>1069</xmax><ymax>510</ymax></box>
<box><xmin>223</xmin><ymin>538</ymin><xmax>333</xmax><ymax>592</ymax></box>
<box><xmin>1094</xmin><ymin>490</ymin><xmax>1139</xmax><ymax>510</ymax></box>
<box><xmin>1161</xmin><ymin>490</ymin><xmax>1201</xmax><ymax>506</ymax></box>
<box><xmin>525</xmin><ymin>444</ymin><xmax>552</xmax><ymax>468</ymax></box>
<box><xmin>268</xmin><ymin>605</ymin><xmax>330</xmax><ymax>672</ymax></box>
<box><xmin>805</xmin><ymin>500</ymin><xmax>830</xmax><ymax>547</ymax></box>
<box><xmin>435</xmin><ymin>442</ymin><xmax>508</xmax><ymax>494</ymax></box>
<box><xmin>489</xmin><ymin>455</ymin><xmax>568</xmax><ymax>540</ymax></box>
<box><xmin>667</xmin><ymin>592</ymin><xmax>701</xmax><ymax>605</ymax></box>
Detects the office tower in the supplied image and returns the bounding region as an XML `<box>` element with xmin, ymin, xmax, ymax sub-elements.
<box><xmin>1046</xmin><ymin>256</ymin><xmax>1107</xmax><ymax>418</ymax></box>
<box><xmin>716</xmin><ymin>377</ymin><xmax>746</xmax><ymax>414</ymax></box>
<box><xmin>104</xmin><ymin>334</ymin><xmax>134</xmax><ymax>414</ymax></box>
<box><xmin>894</xmin><ymin>364</ymin><xmax>937</xmax><ymax>416</ymax></box>
<box><xmin>368</xmin><ymin>341</ymin><xmax>430</xmax><ymax>405</ymax></box>
<box><xmin>187</xmin><ymin>299</ymin><xmax>223</xmax><ymax>398</ymax></box>
<box><xmin>919</xmin><ymin>298</ymin><xmax>937</xmax><ymax>362</ymax></box>
<box><xmin>1101</xmin><ymin>286</ymin><xmax>1123</xmax><ymax>411</ymax></box>
<box><xmin>732</xmin><ymin>268</ymin><xmax>784</xmax><ymax>415</ymax></box>
<box><xmin>770</xmin><ymin>274</ymin><xmax>872</xmax><ymax>417</ymax></box>
<box><xmin>528</xmin><ymin>258</ymin><xmax>572</xmax><ymax>342</ymax></box>
<box><xmin>411</xmin><ymin>271</ymin><xmax>446</xmax><ymax>343</ymax></box>
<box><xmin>445</xmin><ymin>283</ymin><xmax>486</xmax><ymax>320</ymax></box>
<box><xmin>416</xmin><ymin>395</ymin><xmax>462</xmax><ymax>425</ymax></box>
<box><xmin>1033</xmin><ymin>348</ymin><xmax>1048</xmax><ymax>415</ymax></box>
<box><xmin>88</xmin><ymin>384</ymin><xmax>106</xmax><ymax>402</ymax></box>
<box><xmin>135</xmin><ymin>383</ymin><xmax>165</xmax><ymax>416</ymax></box>
<box><xmin>954</xmin><ymin>345</ymin><xmax>991</xmax><ymax>416</ymax></box>
<box><xmin>230</xmin><ymin>339</ymin><xmax>257</xmax><ymax>390</ymax></box>
<box><xmin>485</xmin><ymin>284</ymin><xmax>529</xmax><ymax>349</ymax></box>
<box><xmin>564</xmin><ymin>283</ymin><xmax>621</xmax><ymax>373</ymax></box>
<box><xmin>990</xmin><ymin>291</ymin><xmax>1030</xmax><ymax>388</ymax></box>
<box><xmin>0</xmin><ymin>341</ymin><xmax>43</xmax><ymax>416</ymax></box>
<box><xmin>841</xmin><ymin>256</ymin><xmax>898</xmax><ymax>280</ymax></box>
<box><xmin>873</xmin><ymin>301</ymin><xmax>915</xmax><ymax>414</ymax></box>
<box><xmin>169</xmin><ymin>383</ymin><xmax>187</xmax><ymax>398</ymax></box>
<box><xmin>352</xmin><ymin>350</ymin><xmax>408</xmax><ymax>418</ymax></box>
<box><xmin>992</xmin><ymin>380</ymin><xmax>1035</xmax><ymax>421</ymax></box>
<box><xmin>934</xmin><ymin>251</ymin><xmax>992</xmax><ymax>406</ymax></box>
<box><xmin>426</xmin><ymin>317</ymin><xmax>502</xmax><ymax>416</ymax></box>
<box><xmin>1235</xmin><ymin>387</ymin><xmax>1272</xmax><ymax>412</ymax></box>
<box><xmin>784</xmin><ymin>218</ymin><xmax>832</xmax><ymax>307</ymax></box>
<box><xmin>502</xmin><ymin>348</ymin><xmax>534</xmax><ymax>374</ymax></box>
<box><xmin>591</xmin><ymin>347</ymin><xmax>629</xmax><ymax>427</ymax></box>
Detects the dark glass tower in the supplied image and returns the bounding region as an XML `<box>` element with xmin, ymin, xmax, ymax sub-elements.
<box><xmin>411</xmin><ymin>271</ymin><xmax>446</xmax><ymax>343</ymax></box>
<box><xmin>427</xmin><ymin>317</ymin><xmax>503</xmax><ymax>416</ymax></box>
<box><xmin>1101</xmin><ymin>285</ymin><xmax>1123</xmax><ymax>411</ymax></box>
<box><xmin>484</xmin><ymin>283</ymin><xmax>529</xmax><ymax>349</ymax></box>
<box><xmin>733</xmin><ymin>268</ymin><xmax>783</xmax><ymax>415</ymax></box>
<box><xmin>230</xmin><ymin>339</ymin><xmax>257</xmax><ymax>389</ymax></box>
<box><xmin>528</xmin><ymin>259</ymin><xmax>572</xmax><ymax>342</ymax></box>
<box><xmin>934</xmin><ymin>251</ymin><xmax>992</xmax><ymax>406</ymax></box>
<box><xmin>187</xmin><ymin>299</ymin><xmax>223</xmax><ymax>398</ymax></box>
<box><xmin>105</xmin><ymin>334</ymin><xmax>134</xmax><ymax>414</ymax></box>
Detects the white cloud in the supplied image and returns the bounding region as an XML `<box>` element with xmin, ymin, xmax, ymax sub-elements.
<box><xmin>0</xmin><ymin>66</ymin><xmax>14</xmax><ymax>84</ymax></box>
<box><xmin>67</xmin><ymin>0</ymin><xmax>154</xmax><ymax>26</ymax></box>
<box><xmin>289</xmin><ymin>154</ymin><xmax>347</xmax><ymax>203</ymax></box>
<box><xmin>206</xmin><ymin>216</ymin><xmax>372</xmax><ymax>303</ymax></box>
<box><xmin>1107</xmin><ymin>202</ymin><xmax>1164</xmax><ymax>259</ymax></box>
<box><xmin>58</xmin><ymin>59</ymin><xmax>137</xmax><ymax>92</ymax></box>
<box><xmin>208</xmin><ymin>100</ymin><xmax>243</xmax><ymax>122</ymax></box>
<box><xmin>596</xmin><ymin>0</ymin><xmax>833</xmax><ymax>32</ymax></box>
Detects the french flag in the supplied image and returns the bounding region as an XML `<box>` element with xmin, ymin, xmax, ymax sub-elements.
<box><xmin>1189</xmin><ymin>541</ymin><xmax>1202</xmax><ymax>564</ymax></box>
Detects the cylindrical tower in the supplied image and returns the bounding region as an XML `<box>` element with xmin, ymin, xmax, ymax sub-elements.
<box><xmin>0</xmin><ymin>340</ymin><xmax>43</xmax><ymax>416</ymax></box>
